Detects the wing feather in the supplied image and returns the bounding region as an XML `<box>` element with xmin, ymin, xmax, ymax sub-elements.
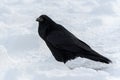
<box><xmin>47</xmin><ymin>31</ymin><xmax>92</xmax><ymax>52</ymax></box>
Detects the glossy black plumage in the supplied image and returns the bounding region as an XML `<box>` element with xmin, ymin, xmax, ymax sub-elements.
<box><xmin>36</xmin><ymin>15</ymin><xmax>111</xmax><ymax>64</ymax></box>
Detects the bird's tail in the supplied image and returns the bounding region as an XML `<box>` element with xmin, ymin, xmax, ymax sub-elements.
<box><xmin>83</xmin><ymin>50</ymin><xmax>112</xmax><ymax>64</ymax></box>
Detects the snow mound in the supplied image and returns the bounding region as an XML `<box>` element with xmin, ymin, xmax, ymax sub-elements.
<box><xmin>65</xmin><ymin>57</ymin><xmax>112</xmax><ymax>70</ymax></box>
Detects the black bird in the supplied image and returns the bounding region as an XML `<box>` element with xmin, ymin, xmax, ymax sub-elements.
<box><xmin>36</xmin><ymin>15</ymin><xmax>111</xmax><ymax>64</ymax></box>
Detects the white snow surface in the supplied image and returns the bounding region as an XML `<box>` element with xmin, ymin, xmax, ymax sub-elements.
<box><xmin>65</xmin><ymin>57</ymin><xmax>111</xmax><ymax>70</ymax></box>
<box><xmin>0</xmin><ymin>0</ymin><xmax>120</xmax><ymax>80</ymax></box>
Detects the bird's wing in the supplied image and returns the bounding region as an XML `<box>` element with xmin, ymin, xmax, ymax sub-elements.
<box><xmin>47</xmin><ymin>31</ymin><xmax>92</xmax><ymax>52</ymax></box>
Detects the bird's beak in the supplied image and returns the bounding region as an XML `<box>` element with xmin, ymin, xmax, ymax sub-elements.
<box><xmin>36</xmin><ymin>18</ymin><xmax>40</xmax><ymax>22</ymax></box>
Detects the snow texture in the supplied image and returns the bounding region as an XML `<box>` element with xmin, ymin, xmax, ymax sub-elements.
<box><xmin>0</xmin><ymin>0</ymin><xmax>120</xmax><ymax>80</ymax></box>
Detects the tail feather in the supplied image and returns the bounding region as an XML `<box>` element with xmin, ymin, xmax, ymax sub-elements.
<box><xmin>91</xmin><ymin>55</ymin><xmax>111</xmax><ymax>64</ymax></box>
<box><xmin>81</xmin><ymin>50</ymin><xmax>112</xmax><ymax>64</ymax></box>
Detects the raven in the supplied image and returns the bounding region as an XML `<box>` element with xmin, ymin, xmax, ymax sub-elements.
<box><xmin>36</xmin><ymin>15</ymin><xmax>111</xmax><ymax>64</ymax></box>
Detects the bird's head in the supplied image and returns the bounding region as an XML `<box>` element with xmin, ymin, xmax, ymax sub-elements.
<box><xmin>36</xmin><ymin>15</ymin><xmax>56</xmax><ymax>38</ymax></box>
<box><xmin>36</xmin><ymin>15</ymin><xmax>56</xmax><ymax>25</ymax></box>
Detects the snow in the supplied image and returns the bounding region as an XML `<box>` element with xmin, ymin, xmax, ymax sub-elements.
<box><xmin>65</xmin><ymin>57</ymin><xmax>111</xmax><ymax>70</ymax></box>
<box><xmin>0</xmin><ymin>0</ymin><xmax>120</xmax><ymax>80</ymax></box>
